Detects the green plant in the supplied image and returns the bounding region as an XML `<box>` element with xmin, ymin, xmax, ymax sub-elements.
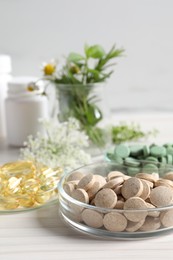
<box><xmin>111</xmin><ymin>123</ymin><xmax>158</xmax><ymax>144</ymax></box>
<box><xmin>42</xmin><ymin>44</ymin><xmax>124</xmax><ymax>146</ymax></box>
<box><xmin>53</xmin><ymin>44</ymin><xmax>124</xmax><ymax>84</ymax></box>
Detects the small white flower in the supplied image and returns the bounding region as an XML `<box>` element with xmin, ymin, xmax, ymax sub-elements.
<box><xmin>20</xmin><ymin>118</ymin><xmax>91</xmax><ymax>171</ymax></box>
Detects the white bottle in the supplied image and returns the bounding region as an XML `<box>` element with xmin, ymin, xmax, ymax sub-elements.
<box><xmin>5</xmin><ymin>77</ymin><xmax>49</xmax><ymax>146</ymax></box>
<box><xmin>0</xmin><ymin>55</ymin><xmax>12</xmax><ymax>138</ymax></box>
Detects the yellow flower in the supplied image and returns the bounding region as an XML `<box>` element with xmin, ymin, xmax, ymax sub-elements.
<box><xmin>27</xmin><ymin>82</ymin><xmax>38</xmax><ymax>92</ymax></box>
<box><xmin>70</xmin><ymin>65</ymin><xmax>80</xmax><ymax>74</ymax></box>
<box><xmin>43</xmin><ymin>63</ymin><xmax>56</xmax><ymax>75</ymax></box>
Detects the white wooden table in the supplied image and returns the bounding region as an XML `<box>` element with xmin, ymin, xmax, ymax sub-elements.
<box><xmin>1</xmin><ymin>113</ymin><xmax>173</xmax><ymax>260</ymax></box>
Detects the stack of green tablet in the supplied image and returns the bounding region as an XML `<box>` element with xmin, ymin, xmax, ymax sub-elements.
<box><xmin>106</xmin><ymin>143</ymin><xmax>173</xmax><ymax>175</ymax></box>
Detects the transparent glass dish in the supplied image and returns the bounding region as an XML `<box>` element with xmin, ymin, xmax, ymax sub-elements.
<box><xmin>58</xmin><ymin>161</ymin><xmax>173</xmax><ymax>240</ymax></box>
<box><xmin>0</xmin><ymin>187</ymin><xmax>59</xmax><ymax>214</ymax></box>
<box><xmin>0</xmin><ymin>161</ymin><xmax>61</xmax><ymax>214</ymax></box>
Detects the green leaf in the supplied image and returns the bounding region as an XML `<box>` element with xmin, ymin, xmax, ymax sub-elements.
<box><xmin>84</xmin><ymin>43</ymin><xmax>89</xmax><ymax>56</ymax></box>
<box><xmin>87</xmin><ymin>68</ymin><xmax>100</xmax><ymax>81</ymax></box>
<box><xmin>68</xmin><ymin>52</ymin><xmax>84</xmax><ymax>63</ymax></box>
<box><xmin>86</xmin><ymin>45</ymin><xmax>105</xmax><ymax>59</ymax></box>
<box><xmin>107</xmin><ymin>48</ymin><xmax>124</xmax><ymax>59</ymax></box>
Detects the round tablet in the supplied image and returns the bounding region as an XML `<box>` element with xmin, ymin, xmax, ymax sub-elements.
<box><xmin>160</xmin><ymin>209</ymin><xmax>173</xmax><ymax>227</ymax></box>
<box><xmin>139</xmin><ymin>216</ymin><xmax>161</xmax><ymax>231</ymax></box>
<box><xmin>164</xmin><ymin>172</ymin><xmax>173</xmax><ymax>181</ymax></box>
<box><xmin>142</xmin><ymin>164</ymin><xmax>158</xmax><ymax>174</ymax></box>
<box><xmin>87</xmin><ymin>181</ymin><xmax>101</xmax><ymax>200</ymax></box>
<box><xmin>71</xmin><ymin>188</ymin><xmax>89</xmax><ymax>204</ymax></box>
<box><xmin>126</xmin><ymin>218</ymin><xmax>145</xmax><ymax>232</ymax></box>
<box><xmin>103</xmin><ymin>177</ymin><xmax>124</xmax><ymax>189</ymax></box>
<box><xmin>94</xmin><ymin>188</ymin><xmax>117</xmax><ymax>208</ymax></box>
<box><xmin>63</xmin><ymin>183</ymin><xmax>75</xmax><ymax>196</ymax></box>
<box><xmin>167</xmin><ymin>146</ymin><xmax>173</xmax><ymax>155</ymax></box>
<box><xmin>135</xmin><ymin>172</ymin><xmax>158</xmax><ymax>183</ymax></box>
<box><xmin>94</xmin><ymin>175</ymin><xmax>107</xmax><ymax>187</ymax></box>
<box><xmin>124</xmin><ymin>157</ymin><xmax>141</xmax><ymax>167</ymax></box>
<box><xmin>140</xmin><ymin>179</ymin><xmax>150</xmax><ymax>200</ymax></box>
<box><xmin>114</xmin><ymin>200</ymin><xmax>124</xmax><ymax>209</ymax></box>
<box><xmin>150</xmin><ymin>186</ymin><xmax>173</xmax><ymax>207</ymax></box>
<box><xmin>143</xmin><ymin>145</ymin><xmax>150</xmax><ymax>157</ymax></box>
<box><xmin>127</xmin><ymin>167</ymin><xmax>141</xmax><ymax>176</ymax></box>
<box><xmin>103</xmin><ymin>212</ymin><xmax>127</xmax><ymax>232</ymax></box>
<box><xmin>107</xmin><ymin>171</ymin><xmax>125</xmax><ymax>181</ymax></box>
<box><xmin>77</xmin><ymin>173</ymin><xmax>95</xmax><ymax>191</ymax></box>
<box><xmin>141</xmin><ymin>179</ymin><xmax>154</xmax><ymax>188</ymax></box>
<box><xmin>81</xmin><ymin>209</ymin><xmax>103</xmax><ymax>228</ymax></box>
<box><xmin>145</xmin><ymin>156</ymin><xmax>159</xmax><ymax>163</ymax></box>
<box><xmin>114</xmin><ymin>144</ymin><xmax>130</xmax><ymax>158</ymax></box>
<box><xmin>146</xmin><ymin>202</ymin><xmax>160</xmax><ymax>217</ymax></box>
<box><xmin>121</xmin><ymin>177</ymin><xmax>143</xmax><ymax>199</ymax></box>
<box><xmin>150</xmin><ymin>146</ymin><xmax>166</xmax><ymax>157</ymax></box>
<box><xmin>155</xmin><ymin>179</ymin><xmax>173</xmax><ymax>188</ymax></box>
<box><xmin>124</xmin><ymin>197</ymin><xmax>148</xmax><ymax>222</ymax></box>
<box><xmin>114</xmin><ymin>184</ymin><xmax>122</xmax><ymax>195</ymax></box>
<box><xmin>67</xmin><ymin>171</ymin><xmax>85</xmax><ymax>182</ymax></box>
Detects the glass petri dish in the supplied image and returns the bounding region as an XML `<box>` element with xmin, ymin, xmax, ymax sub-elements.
<box><xmin>58</xmin><ymin>161</ymin><xmax>173</xmax><ymax>240</ymax></box>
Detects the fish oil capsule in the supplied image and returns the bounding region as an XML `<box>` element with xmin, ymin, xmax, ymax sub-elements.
<box><xmin>18</xmin><ymin>195</ymin><xmax>35</xmax><ymax>208</ymax></box>
<box><xmin>6</xmin><ymin>177</ymin><xmax>22</xmax><ymax>195</ymax></box>
<box><xmin>35</xmin><ymin>190</ymin><xmax>51</xmax><ymax>204</ymax></box>
<box><xmin>4</xmin><ymin>197</ymin><xmax>19</xmax><ymax>210</ymax></box>
<box><xmin>1</xmin><ymin>161</ymin><xmax>36</xmax><ymax>179</ymax></box>
<box><xmin>40</xmin><ymin>177</ymin><xmax>57</xmax><ymax>191</ymax></box>
<box><xmin>0</xmin><ymin>161</ymin><xmax>59</xmax><ymax>210</ymax></box>
<box><xmin>22</xmin><ymin>178</ymin><xmax>39</xmax><ymax>194</ymax></box>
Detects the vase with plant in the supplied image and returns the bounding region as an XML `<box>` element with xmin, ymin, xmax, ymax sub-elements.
<box><xmin>41</xmin><ymin>44</ymin><xmax>124</xmax><ymax>147</ymax></box>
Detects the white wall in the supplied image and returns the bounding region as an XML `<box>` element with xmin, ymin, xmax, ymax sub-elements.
<box><xmin>0</xmin><ymin>0</ymin><xmax>173</xmax><ymax>113</ymax></box>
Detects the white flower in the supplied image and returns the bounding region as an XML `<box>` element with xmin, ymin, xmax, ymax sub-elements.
<box><xmin>20</xmin><ymin>118</ymin><xmax>91</xmax><ymax>171</ymax></box>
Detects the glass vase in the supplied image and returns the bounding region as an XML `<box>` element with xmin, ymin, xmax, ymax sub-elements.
<box><xmin>56</xmin><ymin>83</ymin><xmax>107</xmax><ymax>124</ymax></box>
<box><xmin>55</xmin><ymin>83</ymin><xmax>111</xmax><ymax>150</ymax></box>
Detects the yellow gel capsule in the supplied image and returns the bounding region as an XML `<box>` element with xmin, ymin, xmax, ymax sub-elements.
<box><xmin>6</xmin><ymin>177</ymin><xmax>22</xmax><ymax>195</ymax></box>
<box><xmin>22</xmin><ymin>178</ymin><xmax>39</xmax><ymax>194</ymax></box>
<box><xmin>35</xmin><ymin>190</ymin><xmax>51</xmax><ymax>204</ymax></box>
<box><xmin>40</xmin><ymin>177</ymin><xmax>57</xmax><ymax>191</ymax></box>
<box><xmin>37</xmin><ymin>166</ymin><xmax>63</xmax><ymax>182</ymax></box>
<box><xmin>1</xmin><ymin>161</ymin><xmax>36</xmax><ymax>180</ymax></box>
<box><xmin>42</xmin><ymin>167</ymin><xmax>62</xmax><ymax>178</ymax></box>
<box><xmin>18</xmin><ymin>195</ymin><xmax>35</xmax><ymax>208</ymax></box>
<box><xmin>4</xmin><ymin>197</ymin><xmax>19</xmax><ymax>210</ymax></box>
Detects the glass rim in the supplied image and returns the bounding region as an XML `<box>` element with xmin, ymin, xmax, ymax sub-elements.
<box><xmin>55</xmin><ymin>82</ymin><xmax>105</xmax><ymax>88</ymax></box>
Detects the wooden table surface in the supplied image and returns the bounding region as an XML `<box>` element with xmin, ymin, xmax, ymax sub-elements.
<box><xmin>1</xmin><ymin>113</ymin><xmax>173</xmax><ymax>260</ymax></box>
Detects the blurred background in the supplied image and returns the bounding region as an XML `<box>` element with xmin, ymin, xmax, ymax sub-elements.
<box><xmin>0</xmin><ymin>0</ymin><xmax>173</xmax><ymax>113</ymax></box>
